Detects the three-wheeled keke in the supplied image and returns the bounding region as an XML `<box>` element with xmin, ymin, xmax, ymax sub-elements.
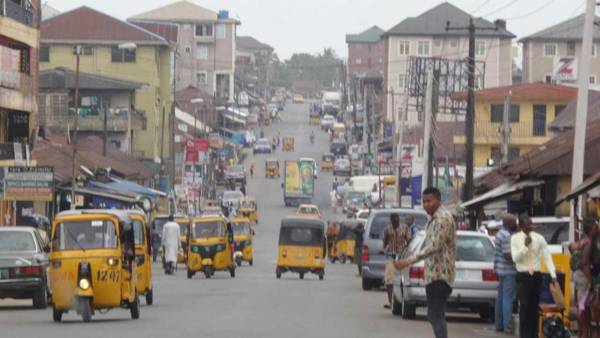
<box><xmin>332</xmin><ymin>221</ymin><xmax>357</xmax><ymax>263</ymax></box>
<box><xmin>231</xmin><ymin>216</ymin><xmax>254</xmax><ymax>266</ymax></box>
<box><xmin>282</xmin><ymin>137</ymin><xmax>295</xmax><ymax>152</ymax></box>
<box><xmin>239</xmin><ymin>197</ymin><xmax>258</xmax><ymax>224</ymax></box>
<box><xmin>276</xmin><ymin>217</ymin><xmax>326</xmax><ymax>280</ymax></box>
<box><xmin>175</xmin><ymin>216</ymin><xmax>191</xmax><ymax>265</ymax></box>
<box><xmin>49</xmin><ymin>210</ymin><xmax>140</xmax><ymax>322</ymax></box>
<box><xmin>186</xmin><ymin>216</ymin><xmax>235</xmax><ymax>279</ymax></box>
<box><xmin>321</xmin><ymin>154</ymin><xmax>334</xmax><ymax>171</ymax></box>
<box><xmin>265</xmin><ymin>158</ymin><xmax>280</xmax><ymax>178</ymax></box>
<box><xmin>309</xmin><ymin>111</ymin><xmax>320</xmax><ymax>125</ymax></box>
<box><xmin>127</xmin><ymin>210</ymin><xmax>153</xmax><ymax>305</ymax></box>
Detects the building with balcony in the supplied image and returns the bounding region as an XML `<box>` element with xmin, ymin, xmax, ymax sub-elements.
<box><xmin>451</xmin><ymin>83</ymin><xmax>578</xmax><ymax>167</ymax></box>
<box><xmin>0</xmin><ymin>0</ymin><xmax>40</xmax><ymax>226</ymax></box>
<box><xmin>346</xmin><ymin>26</ymin><xmax>385</xmax><ymax>78</ymax></box>
<box><xmin>40</xmin><ymin>7</ymin><xmax>172</xmax><ymax>164</ymax></box>
<box><xmin>235</xmin><ymin>36</ymin><xmax>273</xmax><ymax>100</ymax></box>
<box><xmin>129</xmin><ymin>0</ymin><xmax>240</xmax><ymax>104</ymax></box>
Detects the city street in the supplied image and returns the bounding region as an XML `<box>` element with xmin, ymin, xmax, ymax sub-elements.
<box><xmin>0</xmin><ymin>102</ymin><xmax>501</xmax><ymax>338</ymax></box>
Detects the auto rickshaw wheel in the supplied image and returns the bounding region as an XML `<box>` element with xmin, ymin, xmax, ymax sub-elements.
<box><xmin>32</xmin><ymin>284</ymin><xmax>48</xmax><ymax>309</ymax></box>
<box><xmin>130</xmin><ymin>294</ymin><xmax>140</xmax><ymax>320</ymax></box>
<box><xmin>249</xmin><ymin>259</ymin><xmax>253</xmax><ymax>266</ymax></box>
<box><xmin>235</xmin><ymin>256</ymin><xmax>242</xmax><ymax>267</ymax></box>
<box><xmin>187</xmin><ymin>270</ymin><xmax>194</xmax><ymax>279</ymax></box>
<box><xmin>203</xmin><ymin>266</ymin><xmax>212</xmax><ymax>279</ymax></box>
<box><xmin>80</xmin><ymin>298</ymin><xmax>92</xmax><ymax>323</ymax></box>
<box><xmin>145</xmin><ymin>289</ymin><xmax>154</xmax><ymax>305</ymax></box>
<box><xmin>52</xmin><ymin>306</ymin><xmax>63</xmax><ymax>322</ymax></box>
<box><xmin>340</xmin><ymin>255</ymin><xmax>347</xmax><ymax>264</ymax></box>
<box><xmin>229</xmin><ymin>267</ymin><xmax>236</xmax><ymax>278</ymax></box>
<box><xmin>276</xmin><ymin>268</ymin><xmax>282</xmax><ymax>279</ymax></box>
<box><xmin>299</xmin><ymin>273</ymin><xmax>304</xmax><ymax>280</ymax></box>
<box><xmin>319</xmin><ymin>273</ymin><xmax>324</xmax><ymax>281</ymax></box>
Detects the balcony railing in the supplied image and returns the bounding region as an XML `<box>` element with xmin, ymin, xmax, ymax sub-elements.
<box><xmin>44</xmin><ymin>113</ymin><xmax>145</xmax><ymax>133</ymax></box>
<box><xmin>0</xmin><ymin>0</ymin><xmax>34</xmax><ymax>27</ymax></box>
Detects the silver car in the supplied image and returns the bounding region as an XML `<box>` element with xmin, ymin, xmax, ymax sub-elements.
<box><xmin>333</xmin><ymin>158</ymin><xmax>351</xmax><ymax>176</ymax></box>
<box><xmin>392</xmin><ymin>230</ymin><xmax>498</xmax><ymax>321</ymax></box>
<box><xmin>361</xmin><ymin>208</ymin><xmax>428</xmax><ymax>290</ymax></box>
<box><xmin>221</xmin><ymin>190</ymin><xmax>244</xmax><ymax>209</ymax></box>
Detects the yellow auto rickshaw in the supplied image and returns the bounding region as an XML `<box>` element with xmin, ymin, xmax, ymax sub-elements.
<box><xmin>175</xmin><ymin>216</ymin><xmax>191</xmax><ymax>264</ymax></box>
<box><xmin>309</xmin><ymin>111</ymin><xmax>320</xmax><ymax>125</ymax></box>
<box><xmin>232</xmin><ymin>216</ymin><xmax>254</xmax><ymax>266</ymax></box>
<box><xmin>239</xmin><ymin>197</ymin><xmax>258</xmax><ymax>224</ymax></box>
<box><xmin>186</xmin><ymin>216</ymin><xmax>235</xmax><ymax>279</ymax></box>
<box><xmin>276</xmin><ymin>217</ymin><xmax>326</xmax><ymax>280</ymax></box>
<box><xmin>260</xmin><ymin>114</ymin><xmax>271</xmax><ymax>126</ymax></box>
<box><xmin>332</xmin><ymin>221</ymin><xmax>357</xmax><ymax>264</ymax></box>
<box><xmin>266</xmin><ymin>158</ymin><xmax>280</xmax><ymax>178</ymax></box>
<box><xmin>49</xmin><ymin>210</ymin><xmax>140</xmax><ymax>322</ymax></box>
<box><xmin>321</xmin><ymin>154</ymin><xmax>334</xmax><ymax>171</ymax></box>
<box><xmin>128</xmin><ymin>210</ymin><xmax>153</xmax><ymax>305</ymax></box>
<box><xmin>283</xmin><ymin>137</ymin><xmax>295</xmax><ymax>152</ymax></box>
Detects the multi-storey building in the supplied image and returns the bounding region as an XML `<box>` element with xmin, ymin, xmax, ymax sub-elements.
<box><xmin>236</xmin><ymin>36</ymin><xmax>273</xmax><ymax>100</ymax></box>
<box><xmin>129</xmin><ymin>0</ymin><xmax>240</xmax><ymax>104</ymax></box>
<box><xmin>346</xmin><ymin>26</ymin><xmax>385</xmax><ymax>78</ymax></box>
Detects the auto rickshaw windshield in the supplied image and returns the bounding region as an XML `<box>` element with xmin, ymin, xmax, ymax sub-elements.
<box><xmin>279</xmin><ymin>227</ymin><xmax>323</xmax><ymax>246</ymax></box>
<box><xmin>53</xmin><ymin>220</ymin><xmax>118</xmax><ymax>250</ymax></box>
<box><xmin>177</xmin><ymin>222</ymin><xmax>189</xmax><ymax>236</ymax></box>
<box><xmin>233</xmin><ymin>223</ymin><xmax>251</xmax><ymax>236</ymax></box>
<box><xmin>192</xmin><ymin>221</ymin><xmax>225</xmax><ymax>238</ymax></box>
<box><xmin>132</xmin><ymin>219</ymin><xmax>145</xmax><ymax>245</ymax></box>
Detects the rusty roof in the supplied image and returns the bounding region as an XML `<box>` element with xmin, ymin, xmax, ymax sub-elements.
<box><xmin>477</xmin><ymin>118</ymin><xmax>600</xmax><ymax>189</ymax></box>
<box><xmin>550</xmin><ymin>91</ymin><xmax>600</xmax><ymax>131</ymax></box>
<box><xmin>452</xmin><ymin>83</ymin><xmax>578</xmax><ymax>102</ymax></box>
<box><xmin>41</xmin><ymin>6</ymin><xmax>168</xmax><ymax>45</ymax></box>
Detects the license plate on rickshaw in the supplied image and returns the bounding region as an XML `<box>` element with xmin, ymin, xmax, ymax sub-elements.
<box><xmin>0</xmin><ymin>269</ymin><xmax>8</xmax><ymax>280</ymax></box>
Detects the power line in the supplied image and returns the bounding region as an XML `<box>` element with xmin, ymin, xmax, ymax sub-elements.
<box><xmin>471</xmin><ymin>0</ymin><xmax>494</xmax><ymax>15</ymax></box>
<box><xmin>503</xmin><ymin>0</ymin><xmax>557</xmax><ymax>21</ymax></box>
<box><xmin>479</xmin><ymin>0</ymin><xmax>520</xmax><ymax>18</ymax></box>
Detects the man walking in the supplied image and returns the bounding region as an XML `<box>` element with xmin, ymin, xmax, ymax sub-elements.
<box><xmin>161</xmin><ymin>215</ymin><xmax>181</xmax><ymax>275</ymax></box>
<box><xmin>353</xmin><ymin>222</ymin><xmax>365</xmax><ymax>277</ymax></box>
<box><xmin>511</xmin><ymin>215</ymin><xmax>556</xmax><ymax>338</ymax></box>
<box><xmin>493</xmin><ymin>215</ymin><xmax>518</xmax><ymax>333</ymax></box>
<box><xmin>382</xmin><ymin>213</ymin><xmax>411</xmax><ymax>309</ymax></box>
<box><xmin>396</xmin><ymin>187</ymin><xmax>456</xmax><ymax>338</ymax></box>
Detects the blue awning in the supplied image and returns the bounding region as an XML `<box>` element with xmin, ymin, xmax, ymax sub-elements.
<box><xmin>87</xmin><ymin>179</ymin><xmax>166</xmax><ymax>201</ymax></box>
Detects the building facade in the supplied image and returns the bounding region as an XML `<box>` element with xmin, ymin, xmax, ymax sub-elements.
<box><xmin>346</xmin><ymin>26</ymin><xmax>385</xmax><ymax>78</ymax></box>
<box><xmin>520</xmin><ymin>14</ymin><xmax>600</xmax><ymax>85</ymax></box>
<box><xmin>40</xmin><ymin>7</ymin><xmax>172</xmax><ymax>164</ymax></box>
<box><xmin>382</xmin><ymin>3</ymin><xmax>514</xmax><ymax>126</ymax></box>
<box><xmin>129</xmin><ymin>0</ymin><xmax>239</xmax><ymax>104</ymax></box>
<box><xmin>452</xmin><ymin>83</ymin><xmax>577</xmax><ymax>167</ymax></box>
<box><xmin>236</xmin><ymin>36</ymin><xmax>273</xmax><ymax>100</ymax></box>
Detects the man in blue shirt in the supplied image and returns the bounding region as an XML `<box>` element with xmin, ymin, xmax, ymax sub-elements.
<box><xmin>493</xmin><ymin>215</ymin><xmax>518</xmax><ymax>333</ymax></box>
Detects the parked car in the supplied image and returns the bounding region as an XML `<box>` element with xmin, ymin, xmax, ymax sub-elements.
<box><xmin>0</xmin><ymin>227</ymin><xmax>50</xmax><ymax>308</ymax></box>
<box><xmin>300</xmin><ymin>157</ymin><xmax>318</xmax><ymax>179</ymax></box>
<box><xmin>244</xmin><ymin>130</ymin><xmax>257</xmax><ymax>146</ymax></box>
<box><xmin>355</xmin><ymin>209</ymin><xmax>370</xmax><ymax>221</ymax></box>
<box><xmin>333</xmin><ymin>158</ymin><xmax>351</xmax><ymax>176</ymax></box>
<box><xmin>221</xmin><ymin>190</ymin><xmax>245</xmax><ymax>209</ymax></box>
<box><xmin>392</xmin><ymin>231</ymin><xmax>497</xmax><ymax>321</ymax></box>
<box><xmin>330</xmin><ymin>140</ymin><xmax>348</xmax><ymax>156</ymax></box>
<box><xmin>225</xmin><ymin>165</ymin><xmax>247</xmax><ymax>183</ymax></box>
<box><xmin>253</xmin><ymin>138</ymin><xmax>272</xmax><ymax>154</ymax></box>
<box><xmin>343</xmin><ymin>191</ymin><xmax>370</xmax><ymax>214</ymax></box>
<box><xmin>320</xmin><ymin>115</ymin><xmax>336</xmax><ymax>130</ymax></box>
<box><xmin>361</xmin><ymin>208</ymin><xmax>428</xmax><ymax>290</ymax></box>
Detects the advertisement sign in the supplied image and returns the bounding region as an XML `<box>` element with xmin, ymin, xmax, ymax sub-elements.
<box><xmin>185</xmin><ymin>138</ymin><xmax>209</xmax><ymax>162</ymax></box>
<box><xmin>553</xmin><ymin>56</ymin><xmax>578</xmax><ymax>83</ymax></box>
<box><xmin>208</xmin><ymin>133</ymin><xmax>224</xmax><ymax>149</ymax></box>
<box><xmin>284</xmin><ymin>161</ymin><xmax>301</xmax><ymax>196</ymax></box>
<box><xmin>3</xmin><ymin>167</ymin><xmax>54</xmax><ymax>201</ymax></box>
<box><xmin>299</xmin><ymin>160</ymin><xmax>315</xmax><ymax>195</ymax></box>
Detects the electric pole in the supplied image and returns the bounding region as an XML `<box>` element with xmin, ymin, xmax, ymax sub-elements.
<box><xmin>501</xmin><ymin>91</ymin><xmax>512</xmax><ymax>164</ymax></box>
<box><xmin>70</xmin><ymin>46</ymin><xmax>82</xmax><ymax>209</ymax></box>
<box><xmin>422</xmin><ymin>69</ymin><xmax>434</xmax><ymax>193</ymax></box>
<box><xmin>570</xmin><ymin>0</ymin><xmax>595</xmax><ymax>241</ymax></box>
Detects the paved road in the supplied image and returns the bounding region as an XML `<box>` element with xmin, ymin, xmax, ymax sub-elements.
<box><xmin>0</xmin><ymin>102</ymin><xmax>503</xmax><ymax>338</ymax></box>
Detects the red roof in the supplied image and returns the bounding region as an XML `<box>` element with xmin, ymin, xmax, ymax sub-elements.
<box><xmin>451</xmin><ymin>83</ymin><xmax>578</xmax><ymax>102</ymax></box>
<box><xmin>41</xmin><ymin>7</ymin><xmax>167</xmax><ymax>45</ymax></box>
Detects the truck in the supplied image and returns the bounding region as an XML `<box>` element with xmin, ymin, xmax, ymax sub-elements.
<box><xmin>283</xmin><ymin>159</ymin><xmax>315</xmax><ymax>207</ymax></box>
<box><xmin>321</xmin><ymin>91</ymin><xmax>341</xmax><ymax>116</ymax></box>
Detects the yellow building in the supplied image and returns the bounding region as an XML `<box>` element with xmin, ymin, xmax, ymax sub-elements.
<box><xmin>40</xmin><ymin>7</ymin><xmax>172</xmax><ymax>164</ymax></box>
<box><xmin>453</xmin><ymin>83</ymin><xmax>578</xmax><ymax>167</ymax></box>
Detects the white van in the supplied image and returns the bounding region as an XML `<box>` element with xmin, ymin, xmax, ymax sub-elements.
<box><xmin>350</xmin><ymin>176</ymin><xmax>383</xmax><ymax>204</ymax></box>
<box><xmin>485</xmin><ymin>216</ymin><xmax>570</xmax><ymax>253</ymax></box>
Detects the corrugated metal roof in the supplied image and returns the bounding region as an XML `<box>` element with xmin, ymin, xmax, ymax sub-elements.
<box><xmin>452</xmin><ymin>83</ymin><xmax>578</xmax><ymax>102</ymax></box>
<box><xmin>236</xmin><ymin>36</ymin><xmax>273</xmax><ymax>51</ymax></box>
<box><xmin>129</xmin><ymin>0</ymin><xmax>218</xmax><ymax>23</ymax></box>
<box><xmin>550</xmin><ymin>91</ymin><xmax>600</xmax><ymax>131</ymax></box>
<box><xmin>519</xmin><ymin>14</ymin><xmax>600</xmax><ymax>43</ymax></box>
<box><xmin>40</xmin><ymin>68</ymin><xmax>143</xmax><ymax>90</ymax></box>
<box><xmin>129</xmin><ymin>22</ymin><xmax>179</xmax><ymax>44</ymax></box>
<box><xmin>41</xmin><ymin>6</ymin><xmax>168</xmax><ymax>45</ymax></box>
<box><xmin>346</xmin><ymin>26</ymin><xmax>385</xmax><ymax>43</ymax></box>
<box><xmin>384</xmin><ymin>2</ymin><xmax>515</xmax><ymax>38</ymax></box>
<box><xmin>477</xmin><ymin>118</ymin><xmax>600</xmax><ymax>189</ymax></box>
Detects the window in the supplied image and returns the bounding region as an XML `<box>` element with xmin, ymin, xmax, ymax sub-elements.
<box><xmin>567</xmin><ymin>41</ymin><xmax>576</xmax><ymax>56</ymax></box>
<box><xmin>555</xmin><ymin>105</ymin><xmax>566</xmax><ymax>117</ymax></box>
<box><xmin>40</xmin><ymin>45</ymin><xmax>49</xmax><ymax>62</ymax></box>
<box><xmin>544</xmin><ymin>43</ymin><xmax>557</xmax><ymax>57</ymax></box>
<box><xmin>398</xmin><ymin>40</ymin><xmax>410</xmax><ymax>56</ymax></box>
<box><xmin>355</xmin><ymin>43</ymin><xmax>363</xmax><ymax>49</ymax></box>
<box><xmin>545</xmin><ymin>74</ymin><xmax>553</xmax><ymax>83</ymax></box>
<box><xmin>490</xmin><ymin>104</ymin><xmax>520</xmax><ymax>123</ymax></box>
<box><xmin>593</xmin><ymin>44</ymin><xmax>597</xmax><ymax>57</ymax></box>
<box><xmin>355</xmin><ymin>57</ymin><xmax>362</xmax><ymax>65</ymax></box>
<box><xmin>82</xmin><ymin>46</ymin><xmax>94</xmax><ymax>56</ymax></box>
<box><xmin>53</xmin><ymin>221</ymin><xmax>118</xmax><ymax>251</ymax></box>
<box><xmin>367</xmin><ymin>58</ymin><xmax>371</xmax><ymax>67</ymax></box>
<box><xmin>450</xmin><ymin>39</ymin><xmax>458</xmax><ymax>48</ymax></box>
<box><xmin>111</xmin><ymin>46</ymin><xmax>136</xmax><ymax>63</ymax></box>
<box><xmin>533</xmin><ymin>104</ymin><xmax>547</xmax><ymax>136</ymax></box>
<box><xmin>196</xmin><ymin>44</ymin><xmax>208</xmax><ymax>60</ymax></box>
<box><xmin>368</xmin><ymin>44</ymin><xmax>372</xmax><ymax>52</ymax></box>
<box><xmin>491</xmin><ymin>147</ymin><xmax>520</xmax><ymax>164</ymax></box>
<box><xmin>196</xmin><ymin>24</ymin><xmax>213</xmax><ymax>37</ymax></box>
<box><xmin>474</xmin><ymin>75</ymin><xmax>484</xmax><ymax>89</ymax></box>
<box><xmin>196</xmin><ymin>72</ymin><xmax>207</xmax><ymax>86</ymax></box>
<box><xmin>0</xmin><ymin>232</ymin><xmax>36</xmax><ymax>251</ymax></box>
<box><xmin>475</xmin><ymin>40</ymin><xmax>486</xmax><ymax>56</ymax></box>
<box><xmin>216</xmin><ymin>24</ymin><xmax>226</xmax><ymax>39</ymax></box>
<box><xmin>417</xmin><ymin>41</ymin><xmax>430</xmax><ymax>56</ymax></box>
<box><xmin>434</xmin><ymin>39</ymin><xmax>442</xmax><ymax>48</ymax></box>
<box><xmin>590</xmin><ymin>75</ymin><xmax>597</xmax><ymax>85</ymax></box>
<box><xmin>185</xmin><ymin>46</ymin><xmax>191</xmax><ymax>54</ymax></box>
<box><xmin>398</xmin><ymin>74</ymin><xmax>409</xmax><ymax>89</ymax></box>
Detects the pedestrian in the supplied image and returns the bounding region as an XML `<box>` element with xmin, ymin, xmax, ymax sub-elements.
<box><xmin>330</xmin><ymin>189</ymin><xmax>337</xmax><ymax>213</ymax></box>
<box><xmin>395</xmin><ymin>187</ymin><xmax>456</xmax><ymax>338</ymax></box>
<box><xmin>161</xmin><ymin>215</ymin><xmax>181</xmax><ymax>274</ymax></box>
<box><xmin>382</xmin><ymin>213</ymin><xmax>411</xmax><ymax>309</ymax></box>
<box><xmin>511</xmin><ymin>214</ymin><xmax>557</xmax><ymax>338</ymax></box>
<box><xmin>240</xmin><ymin>184</ymin><xmax>246</xmax><ymax>196</ymax></box>
<box><xmin>353</xmin><ymin>222</ymin><xmax>365</xmax><ymax>277</ymax></box>
<box><xmin>493</xmin><ymin>214</ymin><xmax>518</xmax><ymax>334</ymax></box>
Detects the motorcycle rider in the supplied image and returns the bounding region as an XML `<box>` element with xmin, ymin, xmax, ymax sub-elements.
<box><xmin>161</xmin><ymin>215</ymin><xmax>181</xmax><ymax>275</ymax></box>
<box><xmin>310</xmin><ymin>130</ymin><xmax>315</xmax><ymax>144</ymax></box>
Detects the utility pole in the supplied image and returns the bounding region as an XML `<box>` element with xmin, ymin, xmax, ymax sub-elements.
<box><xmin>170</xmin><ymin>50</ymin><xmax>178</xmax><ymax>194</ymax></box>
<box><xmin>341</xmin><ymin>60</ymin><xmax>348</xmax><ymax>115</ymax></box>
<box><xmin>447</xmin><ymin>18</ymin><xmax>499</xmax><ymax>228</ymax></box>
<box><xmin>422</xmin><ymin>69</ymin><xmax>434</xmax><ymax>193</ymax></box>
<box><xmin>70</xmin><ymin>46</ymin><xmax>82</xmax><ymax>209</ymax></box>
<box><xmin>103</xmin><ymin>99</ymin><xmax>108</xmax><ymax>157</ymax></box>
<box><xmin>352</xmin><ymin>76</ymin><xmax>357</xmax><ymax>141</ymax></box>
<box><xmin>570</xmin><ymin>0</ymin><xmax>595</xmax><ymax>241</ymax></box>
<box><xmin>501</xmin><ymin>90</ymin><xmax>512</xmax><ymax>164</ymax></box>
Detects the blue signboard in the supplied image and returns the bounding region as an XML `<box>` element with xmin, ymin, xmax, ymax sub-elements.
<box><xmin>384</xmin><ymin>122</ymin><xmax>393</xmax><ymax>139</ymax></box>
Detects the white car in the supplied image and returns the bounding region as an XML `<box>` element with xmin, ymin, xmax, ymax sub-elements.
<box><xmin>392</xmin><ymin>231</ymin><xmax>498</xmax><ymax>321</ymax></box>
<box><xmin>221</xmin><ymin>190</ymin><xmax>244</xmax><ymax>209</ymax></box>
<box><xmin>320</xmin><ymin>115</ymin><xmax>335</xmax><ymax>130</ymax></box>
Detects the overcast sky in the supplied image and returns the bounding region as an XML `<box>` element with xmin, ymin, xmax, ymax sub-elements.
<box><xmin>46</xmin><ymin>0</ymin><xmax>587</xmax><ymax>60</ymax></box>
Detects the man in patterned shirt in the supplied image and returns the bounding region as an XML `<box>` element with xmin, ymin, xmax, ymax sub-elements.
<box><xmin>395</xmin><ymin>187</ymin><xmax>456</xmax><ymax>338</ymax></box>
<box><xmin>382</xmin><ymin>213</ymin><xmax>411</xmax><ymax>309</ymax></box>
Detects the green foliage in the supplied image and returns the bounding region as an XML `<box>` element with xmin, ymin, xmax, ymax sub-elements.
<box><xmin>270</xmin><ymin>48</ymin><xmax>343</xmax><ymax>91</ymax></box>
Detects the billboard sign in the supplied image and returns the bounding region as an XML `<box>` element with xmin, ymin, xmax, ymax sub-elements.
<box><xmin>554</xmin><ymin>56</ymin><xmax>578</xmax><ymax>83</ymax></box>
<box><xmin>3</xmin><ymin>167</ymin><xmax>54</xmax><ymax>201</ymax></box>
